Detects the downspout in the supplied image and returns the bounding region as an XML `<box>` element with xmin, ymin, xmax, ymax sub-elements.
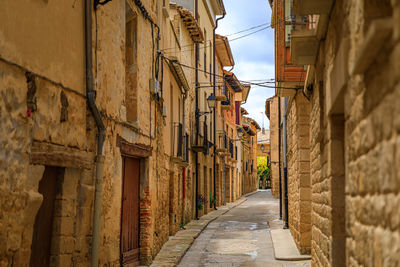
<box><xmin>278</xmin><ymin>97</ymin><xmax>282</xmax><ymax>219</ymax></box>
<box><xmin>213</xmin><ymin>9</ymin><xmax>226</xmax><ymax>210</ymax></box>
<box><xmin>282</xmin><ymin>97</ymin><xmax>289</xmax><ymax>229</ymax></box>
<box><xmin>195</xmin><ymin>0</ymin><xmax>199</xmax><ymax>220</ymax></box>
<box><xmin>86</xmin><ymin>0</ymin><xmax>106</xmax><ymax>266</ymax></box>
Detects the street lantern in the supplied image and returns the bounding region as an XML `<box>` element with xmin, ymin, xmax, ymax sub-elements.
<box><xmin>260</xmin><ymin>144</ymin><xmax>265</xmax><ymax>152</ymax></box>
<box><xmin>207</xmin><ymin>93</ymin><xmax>217</xmax><ymax>109</ymax></box>
<box><xmin>237</xmin><ymin>128</ymin><xmax>244</xmax><ymax>139</ymax></box>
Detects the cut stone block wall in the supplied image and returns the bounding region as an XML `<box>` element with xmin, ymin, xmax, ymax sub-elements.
<box><xmin>286</xmin><ymin>93</ymin><xmax>311</xmax><ymax>254</ymax></box>
<box><xmin>310</xmin><ymin>0</ymin><xmax>400</xmax><ymax>266</ymax></box>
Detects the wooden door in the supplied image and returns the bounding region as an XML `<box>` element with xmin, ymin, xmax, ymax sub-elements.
<box><xmin>30</xmin><ymin>167</ymin><xmax>60</xmax><ymax>267</ymax></box>
<box><xmin>121</xmin><ymin>157</ymin><xmax>140</xmax><ymax>267</ymax></box>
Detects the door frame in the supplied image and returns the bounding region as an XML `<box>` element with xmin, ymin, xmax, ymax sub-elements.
<box><xmin>117</xmin><ymin>135</ymin><xmax>152</xmax><ymax>266</ymax></box>
<box><xmin>120</xmin><ymin>156</ymin><xmax>141</xmax><ymax>266</ymax></box>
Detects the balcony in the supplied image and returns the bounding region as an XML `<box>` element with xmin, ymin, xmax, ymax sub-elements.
<box><xmin>221</xmin><ymin>85</ymin><xmax>231</xmax><ymax>111</ymax></box>
<box><xmin>229</xmin><ymin>139</ymin><xmax>234</xmax><ymax>159</ymax></box>
<box><xmin>291</xmin><ymin>26</ymin><xmax>319</xmax><ymax>65</ymax></box>
<box><xmin>293</xmin><ymin>0</ymin><xmax>334</xmax><ymax>16</ymax></box>
<box><xmin>221</xmin><ymin>99</ymin><xmax>231</xmax><ymax>111</ymax></box>
<box><xmin>171</xmin><ymin>123</ymin><xmax>184</xmax><ymax>163</ymax></box>
<box><xmin>183</xmin><ymin>133</ymin><xmax>189</xmax><ymax>163</ymax></box>
<box><xmin>216</xmin><ymin>131</ymin><xmax>228</xmax><ymax>154</ymax></box>
<box><xmin>191</xmin><ymin>120</ymin><xmax>208</xmax><ymax>153</ymax></box>
<box><xmin>216</xmin><ymin>85</ymin><xmax>227</xmax><ymax>102</ymax></box>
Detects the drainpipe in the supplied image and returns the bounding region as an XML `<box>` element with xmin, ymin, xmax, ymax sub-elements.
<box><xmin>213</xmin><ymin>8</ymin><xmax>226</xmax><ymax>210</ymax></box>
<box><xmin>282</xmin><ymin>97</ymin><xmax>289</xmax><ymax>229</ymax></box>
<box><xmin>86</xmin><ymin>0</ymin><xmax>106</xmax><ymax>266</ymax></box>
<box><xmin>278</xmin><ymin>97</ymin><xmax>282</xmax><ymax>220</ymax></box>
<box><xmin>195</xmin><ymin>0</ymin><xmax>199</xmax><ymax>220</ymax></box>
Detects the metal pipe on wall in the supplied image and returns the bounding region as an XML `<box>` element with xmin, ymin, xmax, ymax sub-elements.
<box><xmin>194</xmin><ymin>0</ymin><xmax>199</xmax><ymax>220</ymax></box>
<box><xmin>282</xmin><ymin>97</ymin><xmax>289</xmax><ymax>229</ymax></box>
<box><xmin>86</xmin><ymin>0</ymin><xmax>106</xmax><ymax>266</ymax></box>
<box><xmin>213</xmin><ymin>8</ymin><xmax>226</xmax><ymax>210</ymax></box>
<box><xmin>278</xmin><ymin>97</ymin><xmax>282</xmax><ymax>220</ymax></box>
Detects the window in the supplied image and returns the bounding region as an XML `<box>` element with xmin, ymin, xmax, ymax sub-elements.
<box><xmin>204</xmin><ymin>29</ymin><xmax>207</xmax><ymax>75</ymax></box>
<box><xmin>284</xmin><ymin>0</ymin><xmax>293</xmax><ymax>44</ymax></box>
<box><xmin>125</xmin><ymin>2</ymin><xmax>138</xmax><ymax>122</ymax></box>
<box><xmin>209</xmin><ymin>41</ymin><xmax>212</xmax><ymax>82</ymax></box>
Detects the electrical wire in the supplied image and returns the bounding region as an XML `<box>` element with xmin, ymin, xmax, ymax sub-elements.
<box><xmin>160</xmin><ymin>16</ymin><xmax>292</xmax><ymax>53</ymax></box>
<box><xmin>163</xmin><ymin>56</ymin><xmax>299</xmax><ymax>90</ymax></box>
<box><xmin>224</xmin><ymin>22</ymin><xmax>269</xmax><ymax>37</ymax></box>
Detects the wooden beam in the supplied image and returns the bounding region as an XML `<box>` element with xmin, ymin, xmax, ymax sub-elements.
<box><xmin>30</xmin><ymin>141</ymin><xmax>94</xmax><ymax>169</ymax></box>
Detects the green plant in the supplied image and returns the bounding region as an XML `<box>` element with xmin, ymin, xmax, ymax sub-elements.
<box><xmin>257</xmin><ymin>156</ymin><xmax>271</xmax><ymax>184</ymax></box>
<box><xmin>197</xmin><ymin>194</ymin><xmax>207</xmax><ymax>210</ymax></box>
<box><xmin>209</xmin><ymin>192</ymin><xmax>215</xmax><ymax>205</ymax></box>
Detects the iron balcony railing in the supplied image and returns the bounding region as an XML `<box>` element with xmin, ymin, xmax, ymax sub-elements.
<box><xmin>183</xmin><ymin>133</ymin><xmax>189</xmax><ymax>162</ymax></box>
<box><xmin>229</xmin><ymin>139</ymin><xmax>234</xmax><ymax>159</ymax></box>
<box><xmin>203</xmin><ymin>120</ymin><xmax>209</xmax><ymax>155</ymax></box>
<box><xmin>216</xmin><ymin>131</ymin><xmax>228</xmax><ymax>152</ymax></box>
<box><xmin>191</xmin><ymin>119</ymin><xmax>208</xmax><ymax>153</ymax></box>
<box><xmin>172</xmin><ymin>122</ymin><xmax>183</xmax><ymax>159</ymax></box>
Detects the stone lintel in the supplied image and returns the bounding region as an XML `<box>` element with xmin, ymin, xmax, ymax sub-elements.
<box><xmin>30</xmin><ymin>141</ymin><xmax>94</xmax><ymax>169</ymax></box>
<box><xmin>117</xmin><ymin>134</ymin><xmax>153</xmax><ymax>158</ymax></box>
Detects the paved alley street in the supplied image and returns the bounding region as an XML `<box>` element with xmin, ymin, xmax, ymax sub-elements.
<box><xmin>178</xmin><ymin>191</ymin><xmax>310</xmax><ymax>267</ymax></box>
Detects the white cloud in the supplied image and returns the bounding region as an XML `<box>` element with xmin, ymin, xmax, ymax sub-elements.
<box><xmin>216</xmin><ymin>0</ymin><xmax>275</xmax><ymax>129</ymax></box>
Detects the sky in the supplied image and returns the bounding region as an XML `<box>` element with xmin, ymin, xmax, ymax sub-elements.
<box><xmin>216</xmin><ymin>0</ymin><xmax>275</xmax><ymax>129</ymax></box>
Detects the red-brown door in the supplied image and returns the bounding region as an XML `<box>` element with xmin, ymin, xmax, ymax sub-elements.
<box><xmin>30</xmin><ymin>166</ymin><xmax>60</xmax><ymax>267</ymax></box>
<box><xmin>121</xmin><ymin>157</ymin><xmax>140</xmax><ymax>267</ymax></box>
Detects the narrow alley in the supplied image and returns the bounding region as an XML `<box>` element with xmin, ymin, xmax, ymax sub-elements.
<box><xmin>1</xmin><ymin>0</ymin><xmax>400</xmax><ymax>266</ymax></box>
<box><xmin>178</xmin><ymin>191</ymin><xmax>310</xmax><ymax>267</ymax></box>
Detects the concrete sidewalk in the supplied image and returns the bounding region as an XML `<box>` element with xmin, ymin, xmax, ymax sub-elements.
<box><xmin>149</xmin><ymin>197</ymin><xmax>248</xmax><ymax>267</ymax></box>
<box><xmin>270</xmin><ymin>229</ymin><xmax>311</xmax><ymax>261</ymax></box>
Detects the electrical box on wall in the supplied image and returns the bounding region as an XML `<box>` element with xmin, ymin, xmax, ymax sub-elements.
<box><xmin>149</xmin><ymin>78</ymin><xmax>160</xmax><ymax>96</ymax></box>
<box><xmin>162</xmin><ymin>105</ymin><xmax>167</xmax><ymax>117</ymax></box>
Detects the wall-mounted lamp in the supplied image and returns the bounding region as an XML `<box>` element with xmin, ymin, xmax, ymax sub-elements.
<box><xmin>207</xmin><ymin>93</ymin><xmax>217</xmax><ymax>109</ymax></box>
<box><xmin>260</xmin><ymin>144</ymin><xmax>265</xmax><ymax>152</ymax></box>
<box><xmin>196</xmin><ymin>93</ymin><xmax>217</xmax><ymax>117</ymax></box>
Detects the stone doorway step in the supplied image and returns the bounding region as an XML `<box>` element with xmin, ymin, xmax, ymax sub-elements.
<box><xmin>149</xmin><ymin>197</ymin><xmax>248</xmax><ymax>267</ymax></box>
<box><xmin>270</xmin><ymin>229</ymin><xmax>311</xmax><ymax>261</ymax></box>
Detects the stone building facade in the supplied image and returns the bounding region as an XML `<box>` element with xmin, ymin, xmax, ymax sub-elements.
<box><xmin>241</xmin><ymin>117</ymin><xmax>260</xmax><ymax>195</ymax></box>
<box><xmin>266</xmin><ymin>96</ymin><xmax>280</xmax><ymax>197</ymax></box>
<box><xmin>285</xmin><ymin>93</ymin><xmax>311</xmax><ymax>254</ymax></box>
<box><xmin>0</xmin><ymin>0</ymin><xmax>257</xmax><ymax>266</ymax></box>
<box><xmin>270</xmin><ymin>0</ymin><xmax>400</xmax><ymax>266</ymax></box>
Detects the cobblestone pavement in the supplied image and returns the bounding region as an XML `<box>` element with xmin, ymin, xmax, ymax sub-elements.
<box><xmin>178</xmin><ymin>190</ymin><xmax>311</xmax><ymax>267</ymax></box>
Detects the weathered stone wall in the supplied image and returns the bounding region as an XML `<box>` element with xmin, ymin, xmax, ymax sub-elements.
<box><xmin>0</xmin><ymin>1</ymin><xmax>95</xmax><ymax>265</ymax></box>
<box><xmin>0</xmin><ymin>0</ymin><xmax>246</xmax><ymax>266</ymax></box>
<box><xmin>310</xmin><ymin>0</ymin><xmax>400</xmax><ymax>266</ymax></box>
<box><xmin>286</xmin><ymin>93</ymin><xmax>311</xmax><ymax>254</ymax></box>
<box><xmin>269</xmin><ymin>96</ymin><xmax>280</xmax><ymax>198</ymax></box>
<box><xmin>286</xmin><ymin>98</ymin><xmax>300</xmax><ymax>254</ymax></box>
